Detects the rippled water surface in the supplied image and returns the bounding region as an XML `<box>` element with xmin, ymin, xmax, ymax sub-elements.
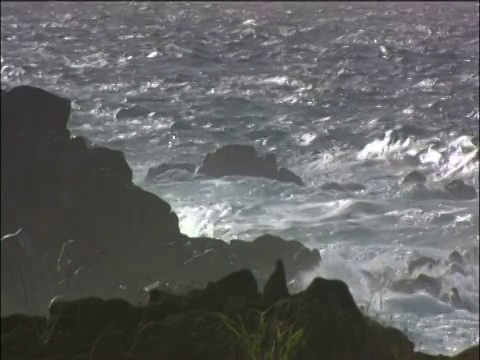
<box><xmin>2</xmin><ymin>2</ymin><xmax>479</xmax><ymax>355</ymax></box>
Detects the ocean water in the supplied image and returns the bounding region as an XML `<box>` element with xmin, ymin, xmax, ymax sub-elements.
<box><xmin>1</xmin><ymin>1</ymin><xmax>479</xmax><ymax>355</ymax></box>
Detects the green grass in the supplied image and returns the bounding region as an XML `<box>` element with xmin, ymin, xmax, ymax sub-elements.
<box><xmin>218</xmin><ymin>309</ymin><xmax>305</xmax><ymax>360</ymax></box>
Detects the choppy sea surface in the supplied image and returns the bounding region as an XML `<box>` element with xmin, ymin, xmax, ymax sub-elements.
<box><xmin>2</xmin><ymin>2</ymin><xmax>479</xmax><ymax>355</ymax></box>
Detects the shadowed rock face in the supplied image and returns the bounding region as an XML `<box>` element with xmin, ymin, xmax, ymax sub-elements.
<box><xmin>197</xmin><ymin>144</ymin><xmax>305</xmax><ymax>185</ymax></box>
<box><xmin>262</xmin><ymin>259</ymin><xmax>289</xmax><ymax>306</ymax></box>
<box><xmin>1</xmin><ymin>86</ymin><xmax>179</xmax><ymax>266</ymax></box>
<box><xmin>1</xmin><ymin>86</ymin><xmax>319</xmax><ymax>316</ymax></box>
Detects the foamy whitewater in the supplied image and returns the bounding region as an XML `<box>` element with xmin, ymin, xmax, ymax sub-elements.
<box><xmin>1</xmin><ymin>2</ymin><xmax>479</xmax><ymax>355</ymax></box>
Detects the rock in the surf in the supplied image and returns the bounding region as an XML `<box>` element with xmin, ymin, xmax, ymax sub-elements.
<box><xmin>197</xmin><ymin>145</ymin><xmax>304</xmax><ymax>185</ymax></box>
<box><xmin>401</xmin><ymin>170</ymin><xmax>427</xmax><ymax>185</ymax></box>
<box><xmin>321</xmin><ymin>182</ymin><xmax>366</xmax><ymax>192</ymax></box>
<box><xmin>444</xmin><ymin>179</ymin><xmax>477</xmax><ymax>200</ymax></box>
<box><xmin>389</xmin><ymin>274</ymin><xmax>442</xmax><ymax>298</ymax></box>
<box><xmin>147</xmin><ymin>162</ymin><xmax>196</xmax><ymax>179</ymax></box>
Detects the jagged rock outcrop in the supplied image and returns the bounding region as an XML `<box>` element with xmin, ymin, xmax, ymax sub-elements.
<box><xmin>1</xmin><ymin>262</ymin><xmax>476</xmax><ymax>360</ymax></box>
<box><xmin>262</xmin><ymin>259</ymin><xmax>289</xmax><ymax>306</ymax></box>
<box><xmin>1</xmin><ymin>85</ymin><xmax>320</xmax><ymax>316</ymax></box>
<box><xmin>147</xmin><ymin>144</ymin><xmax>305</xmax><ymax>185</ymax></box>
<box><xmin>198</xmin><ymin>144</ymin><xmax>304</xmax><ymax>185</ymax></box>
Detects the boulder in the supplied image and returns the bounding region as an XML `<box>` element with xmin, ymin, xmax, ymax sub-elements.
<box><xmin>401</xmin><ymin>170</ymin><xmax>427</xmax><ymax>185</ymax></box>
<box><xmin>198</xmin><ymin>145</ymin><xmax>304</xmax><ymax>185</ymax></box>
<box><xmin>300</xmin><ymin>277</ymin><xmax>363</xmax><ymax>321</ymax></box>
<box><xmin>407</xmin><ymin>256</ymin><xmax>440</xmax><ymax>274</ymax></box>
<box><xmin>321</xmin><ymin>182</ymin><xmax>366</xmax><ymax>192</ymax></box>
<box><xmin>389</xmin><ymin>274</ymin><xmax>442</xmax><ymax>298</ymax></box>
<box><xmin>444</xmin><ymin>180</ymin><xmax>477</xmax><ymax>200</ymax></box>
<box><xmin>147</xmin><ymin>162</ymin><xmax>196</xmax><ymax>179</ymax></box>
<box><xmin>201</xmin><ymin>269</ymin><xmax>260</xmax><ymax>308</ymax></box>
<box><xmin>448</xmin><ymin>250</ymin><xmax>463</xmax><ymax>265</ymax></box>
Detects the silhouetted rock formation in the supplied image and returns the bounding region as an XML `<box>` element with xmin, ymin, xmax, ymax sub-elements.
<box><xmin>262</xmin><ymin>259</ymin><xmax>289</xmax><ymax>306</ymax></box>
<box><xmin>147</xmin><ymin>145</ymin><xmax>305</xmax><ymax>185</ymax></box>
<box><xmin>1</xmin><ymin>86</ymin><xmax>319</xmax><ymax>316</ymax></box>
<box><xmin>1</xmin><ymin>262</ymin><xmax>476</xmax><ymax>360</ymax></box>
<box><xmin>402</xmin><ymin>170</ymin><xmax>427</xmax><ymax>185</ymax></box>
<box><xmin>147</xmin><ymin>162</ymin><xmax>196</xmax><ymax>178</ymax></box>
<box><xmin>198</xmin><ymin>144</ymin><xmax>304</xmax><ymax>185</ymax></box>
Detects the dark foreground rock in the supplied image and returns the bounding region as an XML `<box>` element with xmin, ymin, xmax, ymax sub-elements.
<box><xmin>1</xmin><ymin>262</ymin><xmax>476</xmax><ymax>360</ymax></box>
<box><xmin>1</xmin><ymin>86</ymin><xmax>319</xmax><ymax>316</ymax></box>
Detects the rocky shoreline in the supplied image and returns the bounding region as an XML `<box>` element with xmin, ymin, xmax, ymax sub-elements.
<box><xmin>2</xmin><ymin>260</ymin><xmax>478</xmax><ymax>360</ymax></box>
<box><xmin>1</xmin><ymin>85</ymin><xmax>478</xmax><ymax>359</ymax></box>
<box><xmin>1</xmin><ymin>85</ymin><xmax>319</xmax><ymax>316</ymax></box>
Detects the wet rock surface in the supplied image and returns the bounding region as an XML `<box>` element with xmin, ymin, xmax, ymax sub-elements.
<box><xmin>198</xmin><ymin>144</ymin><xmax>305</xmax><ymax>185</ymax></box>
<box><xmin>146</xmin><ymin>144</ymin><xmax>305</xmax><ymax>186</ymax></box>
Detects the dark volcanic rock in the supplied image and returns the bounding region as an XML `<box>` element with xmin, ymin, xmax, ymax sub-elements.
<box><xmin>262</xmin><ymin>259</ymin><xmax>289</xmax><ymax>306</ymax></box>
<box><xmin>229</xmin><ymin>234</ymin><xmax>321</xmax><ymax>284</ymax></box>
<box><xmin>321</xmin><ymin>182</ymin><xmax>366</xmax><ymax>192</ymax></box>
<box><xmin>147</xmin><ymin>162</ymin><xmax>196</xmax><ymax>178</ymax></box>
<box><xmin>401</xmin><ymin>170</ymin><xmax>427</xmax><ymax>185</ymax></box>
<box><xmin>444</xmin><ymin>180</ymin><xmax>477</xmax><ymax>200</ymax></box>
<box><xmin>390</xmin><ymin>274</ymin><xmax>442</xmax><ymax>298</ymax></box>
<box><xmin>1</xmin><ymin>86</ymin><xmax>180</xmax><ymax>263</ymax></box>
<box><xmin>1</xmin><ymin>264</ymin><xmax>478</xmax><ymax>360</ymax></box>
<box><xmin>407</xmin><ymin>256</ymin><xmax>441</xmax><ymax>274</ymax></box>
<box><xmin>301</xmin><ymin>277</ymin><xmax>363</xmax><ymax>321</ymax></box>
<box><xmin>198</xmin><ymin>144</ymin><xmax>304</xmax><ymax>185</ymax></box>
<box><xmin>200</xmin><ymin>269</ymin><xmax>259</xmax><ymax>309</ymax></box>
<box><xmin>177</xmin><ymin>234</ymin><xmax>321</xmax><ymax>288</ymax></box>
<box><xmin>448</xmin><ymin>250</ymin><xmax>463</xmax><ymax>265</ymax></box>
<box><xmin>1</xmin><ymin>85</ymin><xmax>320</xmax><ymax>317</ymax></box>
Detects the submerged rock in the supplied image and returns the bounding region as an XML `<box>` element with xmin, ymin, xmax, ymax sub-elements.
<box><xmin>448</xmin><ymin>250</ymin><xmax>463</xmax><ymax>265</ymax></box>
<box><xmin>197</xmin><ymin>144</ymin><xmax>304</xmax><ymax>185</ymax></box>
<box><xmin>444</xmin><ymin>179</ymin><xmax>477</xmax><ymax>200</ymax></box>
<box><xmin>146</xmin><ymin>162</ymin><xmax>196</xmax><ymax>178</ymax></box>
<box><xmin>407</xmin><ymin>256</ymin><xmax>441</xmax><ymax>274</ymax></box>
<box><xmin>390</xmin><ymin>274</ymin><xmax>442</xmax><ymax>298</ymax></box>
<box><xmin>321</xmin><ymin>182</ymin><xmax>366</xmax><ymax>192</ymax></box>
<box><xmin>402</xmin><ymin>170</ymin><xmax>427</xmax><ymax>185</ymax></box>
